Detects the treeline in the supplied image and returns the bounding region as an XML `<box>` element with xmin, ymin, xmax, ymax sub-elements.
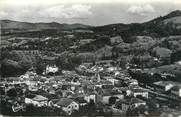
<box><xmin>0</xmin><ymin>50</ymin><xmax>36</xmax><ymax>77</ymax></box>
<box><xmin>78</xmin><ymin>36</ymin><xmax>111</xmax><ymax>52</ymax></box>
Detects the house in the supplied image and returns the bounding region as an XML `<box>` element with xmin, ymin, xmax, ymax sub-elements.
<box><xmin>111</xmin><ymin>89</ymin><xmax>124</xmax><ymax>99</ymax></box>
<box><xmin>61</xmin><ymin>83</ymin><xmax>71</xmax><ymax>90</ymax></box>
<box><xmin>79</xmin><ymin>39</ymin><xmax>94</xmax><ymax>45</ymax></box>
<box><xmin>62</xmin><ymin>90</ymin><xmax>74</xmax><ymax>98</ymax></box>
<box><xmin>175</xmin><ymin>61</ymin><xmax>181</xmax><ymax>65</ymax></box>
<box><xmin>161</xmin><ymin>72</ymin><xmax>175</xmax><ymax>79</ymax></box>
<box><xmin>45</xmin><ymin>65</ymin><xmax>59</xmax><ymax>75</ymax></box>
<box><xmin>74</xmin><ymin>97</ymin><xmax>87</xmax><ymax>106</ymax></box>
<box><xmin>115</xmin><ymin>99</ymin><xmax>130</xmax><ymax>111</ymax></box>
<box><xmin>153</xmin><ymin>81</ymin><xmax>174</xmax><ymax>92</ymax></box>
<box><xmin>75</xmin><ymin>86</ymin><xmax>84</xmax><ymax>94</ymax></box>
<box><xmin>25</xmin><ymin>94</ymin><xmax>48</xmax><ymax>107</ymax></box>
<box><xmin>152</xmin><ymin>47</ymin><xmax>172</xmax><ymax>64</ymax></box>
<box><xmin>41</xmin><ymin>56</ymin><xmax>57</xmax><ymax>65</ymax></box>
<box><xmin>95</xmin><ymin>80</ymin><xmax>113</xmax><ymax>89</ymax></box>
<box><xmin>74</xmin><ymin>30</ymin><xmax>94</xmax><ymax>33</ymax></box>
<box><xmin>131</xmin><ymin>88</ymin><xmax>148</xmax><ymax>98</ymax></box>
<box><xmin>64</xmin><ymin>34</ymin><xmax>74</xmax><ymax>38</ymax></box>
<box><xmin>171</xmin><ymin>85</ymin><xmax>181</xmax><ymax>98</ymax></box>
<box><xmin>115</xmin><ymin>98</ymin><xmax>146</xmax><ymax>111</ymax></box>
<box><xmin>28</xmin><ymin>85</ymin><xmax>39</xmax><ymax>92</ymax></box>
<box><xmin>48</xmin><ymin>87</ymin><xmax>56</xmax><ymax>94</ymax></box>
<box><xmin>106</xmin><ymin>77</ymin><xmax>119</xmax><ymax>86</ymax></box>
<box><xmin>106</xmin><ymin>67</ymin><xmax>118</xmax><ymax>73</ymax></box>
<box><xmin>95</xmin><ymin>60</ymin><xmax>114</xmax><ymax>66</ymax></box>
<box><xmin>95</xmin><ymin>45</ymin><xmax>113</xmax><ymax>59</ymax></box>
<box><xmin>128</xmin><ymin>79</ymin><xmax>139</xmax><ymax>86</ymax></box>
<box><xmin>84</xmin><ymin>93</ymin><xmax>96</xmax><ymax>103</ymax></box>
<box><xmin>77</xmin><ymin>52</ymin><xmax>95</xmax><ymax>63</ymax></box>
<box><xmin>110</xmin><ymin>36</ymin><xmax>123</xmax><ymax>45</ymax></box>
<box><xmin>71</xmin><ymin>78</ymin><xmax>81</xmax><ymax>86</ymax></box>
<box><xmin>20</xmin><ymin>71</ymin><xmax>37</xmax><ymax>79</ymax></box>
<box><xmin>55</xmin><ymin>98</ymin><xmax>79</xmax><ymax>115</ymax></box>
<box><xmin>27</xmin><ymin>80</ymin><xmax>39</xmax><ymax>91</ymax></box>
<box><xmin>105</xmin><ymin>76</ymin><xmax>120</xmax><ymax>85</ymax></box>
<box><xmin>101</xmin><ymin>89</ymin><xmax>112</xmax><ymax>104</ymax></box>
<box><xmin>69</xmin><ymin>45</ymin><xmax>78</xmax><ymax>50</ymax></box>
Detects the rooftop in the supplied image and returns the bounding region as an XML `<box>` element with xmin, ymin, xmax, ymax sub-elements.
<box><xmin>132</xmin><ymin>88</ymin><xmax>148</xmax><ymax>93</ymax></box>
<box><xmin>153</xmin><ymin>81</ymin><xmax>174</xmax><ymax>87</ymax></box>
<box><xmin>56</xmin><ymin>98</ymin><xmax>74</xmax><ymax>107</ymax></box>
<box><xmin>32</xmin><ymin>95</ymin><xmax>48</xmax><ymax>101</ymax></box>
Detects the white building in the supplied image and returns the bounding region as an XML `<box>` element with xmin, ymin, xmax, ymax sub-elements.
<box><xmin>25</xmin><ymin>95</ymin><xmax>48</xmax><ymax>107</ymax></box>
<box><xmin>131</xmin><ymin>88</ymin><xmax>148</xmax><ymax>98</ymax></box>
<box><xmin>84</xmin><ymin>94</ymin><xmax>96</xmax><ymax>103</ymax></box>
<box><xmin>45</xmin><ymin>65</ymin><xmax>59</xmax><ymax>74</ymax></box>
<box><xmin>55</xmin><ymin>98</ymin><xmax>79</xmax><ymax>115</ymax></box>
<box><xmin>171</xmin><ymin>85</ymin><xmax>181</xmax><ymax>97</ymax></box>
<box><xmin>153</xmin><ymin>81</ymin><xmax>174</xmax><ymax>92</ymax></box>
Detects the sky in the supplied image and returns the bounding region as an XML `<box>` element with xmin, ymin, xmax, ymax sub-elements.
<box><xmin>0</xmin><ymin>0</ymin><xmax>181</xmax><ymax>26</ymax></box>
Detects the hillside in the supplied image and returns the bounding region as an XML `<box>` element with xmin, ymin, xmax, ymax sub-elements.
<box><xmin>93</xmin><ymin>10</ymin><xmax>181</xmax><ymax>41</ymax></box>
<box><xmin>1</xmin><ymin>10</ymin><xmax>181</xmax><ymax>77</ymax></box>
<box><xmin>1</xmin><ymin>10</ymin><xmax>181</xmax><ymax>38</ymax></box>
<box><xmin>0</xmin><ymin>20</ymin><xmax>91</xmax><ymax>32</ymax></box>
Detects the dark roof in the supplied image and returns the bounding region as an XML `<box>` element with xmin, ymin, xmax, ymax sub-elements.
<box><xmin>132</xmin><ymin>88</ymin><xmax>148</xmax><ymax>93</ymax></box>
<box><xmin>42</xmin><ymin>56</ymin><xmax>57</xmax><ymax>61</ymax></box>
<box><xmin>153</xmin><ymin>81</ymin><xmax>174</xmax><ymax>87</ymax></box>
<box><xmin>32</xmin><ymin>95</ymin><xmax>48</xmax><ymax>101</ymax></box>
<box><xmin>74</xmin><ymin>97</ymin><xmax>87</xmax><ymax>104</ymax></box>
<box><xmin>50</xmin><ymin>99</ymin><xmax>60</xmax><ymax>104</ymax></box>
<box><xmin>116</xmin><ymin>98</ymin><xmax>145</xmax><ymax>105</ymax></box>
<box><xmin>102</xmin><ymin>89</ymin><xmax>112</xmax><ymax>96</ymax></box>
<box><xmin>153</xmin><ymin>47</ymin><xmax>172</xmax><ymax>58</ymax></box>
<box><xmin>56</xmin><ymin>98</ymin><xmax>74</xmax><ymax>107</ymax></box>
<box><xmin>96</xmin><ymin>80</ymin><xmax>112</xmax><ymax>85</ymax></box>
<box><xmin>130</xmin><ymin>98</ymin><xmax>145</xmax><ymax>104</ymax></box>
<box><xmin>171</xmin><ymin>85</ymin><xmax>181</xmax><ymax>91</ymax></box>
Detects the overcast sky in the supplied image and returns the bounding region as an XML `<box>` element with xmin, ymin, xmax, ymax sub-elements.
<box><xmin>0</xmin><ymin>0</ymin><xmax>181</xmax><ymax>26</ymax></box>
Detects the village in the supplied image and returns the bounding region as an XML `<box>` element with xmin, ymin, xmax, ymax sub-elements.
<box><xmin>1</xmin><ymin>8</ymin><xmax>181</xmax><ymax>116</ymax></box>
<box><xmin>1</xmin><ymin>61</ymin><xmax>181</xmax><ymax>116</ymax></box>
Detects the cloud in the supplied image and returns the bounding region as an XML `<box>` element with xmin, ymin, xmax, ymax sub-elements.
<box><xmin>39</xmin><ymin>4</ymin><xmax>92</xmax><ymax>19</ymax></box>
<box><xmin>0</xmin><ymin>4</ymin><xmax>92</xmax><ymax>22</ymax></box>
<box><xmin>0</xmin><ymin>11</ymin><xmax>8</xmax><ymax>18</ymax></box>
<box><xmin>127</xmin><ymin>4</ymin><xmax>155</xmax><ymax>16</ymax></box>
<box><xmin>0</xmin><ymin>1</ymin><xmax>179</xmax><ymax>25</ymax></box>
<box><xmin>0</xmin><ymin>0</ymin><xmax>177</xmax><ymax>6</ymax></box>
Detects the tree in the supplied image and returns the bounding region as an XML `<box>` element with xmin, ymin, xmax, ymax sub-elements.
<box><xmin>126</xmin><ymin>107</ymin><xmax>139</xmax><ymax>116</ymax></box>
<box><xmin>35</xmin><ymin>57</ymin><xmax>46</xmax><ymax>74</ymax></box>
<box><xmin>147</xmin><ymin>98</ymin><xmax>159</xmax><ymax>113</ymax></box>
<box><xmin>171</xmin><ymin>50</ymin><xmax>181</xmax><ymax>63</ymax></box>
<box><xmin>152</xmin><ymin>73</ymin><xmax>162</xmax><ymax>82</ymax></box>
<box><xmin>109</xmin><ymin>96</ymin><xmax>118</xmax><ymax>105</ymax></box>
<box><xmin>19</xmin><ymin>59</ymin><xmax>32</xmax><ymax>73</ymax></box>
<box><xmin>136</xmin><ymin>104</ymin><xmax>148</xmax><ymax>114</ymax></box>
<box><xmin>1</xmin><ymin>59</ymin><xmax>23</xmax><ymax>77</ymax></box>
<box><xmin>7</xmin><ymin>88</ymin><xmax>17</xmax><ymax>97</ymax></box>
<box><xmin>0</xmin><ymin>49</ymin><xmax>11</xmax><ymax>61</ymax></box>
<box><xmin>87</xmin><ymin>99</ymin><xmax>96</xmax><ymax>115</ymax></box>
<box><xmin>0</xmin><ymin>87</ymin><xmax>5</xmax><ymax>95</ymax></box>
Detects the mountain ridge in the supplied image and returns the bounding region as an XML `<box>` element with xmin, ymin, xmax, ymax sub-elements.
<box><xmin>1</xmin><ymin>10</ymin><xmax>181</xmax><ymax>37</ymax></box>
<box><xmin>0</xmin><ymin>19</ymin><xmax>91</xmax><ymax>30</ymax></box>
<box><xmin>1</xmin><ymin>10</ymin><xmax>181</xmax><ymax>29</ymax></box>
<box><xmin>93</xmin><ymin>10</ymin><xmax>181</xmax><ymax>38</ymax></box>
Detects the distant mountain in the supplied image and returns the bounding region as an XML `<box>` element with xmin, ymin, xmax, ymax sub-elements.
<box><xmin>0</xmin><ymin>20</ymin><xmax>91</xmax><ymax>30</ymax></box>
<box><xmin>143</xmin><ymin>10</ymin><xmax>181</xmax><ymax>32</ymax></box>
<box><xmin>150</xmin><ymin>10</ymin><xmax>181</xmax><ymax>22</ymax></box>
<box><xmin>93</xmin><ymin>10</ymin><xmax>181</xmax><ymax>39</ymax></box>
<box><xmin>1</xmin><ymin>10</ymin><xmax>181</xmax><ymax>38</ymax></box>
<box><xmin>145</xmin><ymin>9</ymin><xmax>181</xmax><ymax>30</ymax></box>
